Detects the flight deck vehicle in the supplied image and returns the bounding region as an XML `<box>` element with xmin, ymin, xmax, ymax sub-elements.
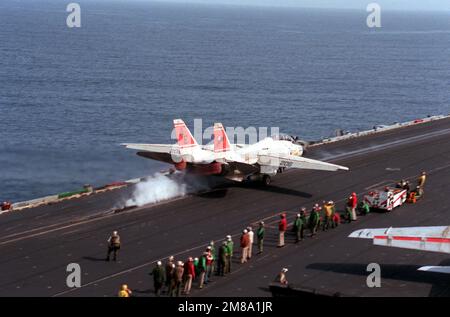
<box><xmin>363</xmin><ymin>188</ymin><xmax>407</xmax><ymax>211</ymax></box>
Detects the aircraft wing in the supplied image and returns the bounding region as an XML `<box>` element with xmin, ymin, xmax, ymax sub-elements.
<box><xmin>349</xmin><ymin>226</ymin><xmax>450</xmax><ymax>254</ymax></box>
<box><xmin>418</xmin><ymin>266</ymin><xmax>450</xmax><ymax>274</ymax></box>
<box><xmin>121</xmin><ymin>143</ymin><xmax>177</xmax><ymax>153</ymax></box>
<box><xmin>121</xmin><ymin>143</ymin><xmax>180</xmax><ymax>164</ymax></box>
<box><xmin>257</xmin><ymin>154</ymin><xmax>349</xmax><ymax>172</ymax></box>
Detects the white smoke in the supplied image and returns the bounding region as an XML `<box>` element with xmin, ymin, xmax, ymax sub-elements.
<box><xmin>125</xmin><ymin>173</ymin><xmax>187</xmax><ymax>207</ymax></box>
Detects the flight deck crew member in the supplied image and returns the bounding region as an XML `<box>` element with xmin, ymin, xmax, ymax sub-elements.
<box><xmin>300</xmin><ymin>208</ymin><xmax>307</xmax><ymax>237</ymax></box>
<box><xmin>183</xmin><ymin>257</ymin><xmax>195</xmax><ymax>295</ymax></box>
<box><xmin>328</xmin><ymin>202</ymin><xmax>337</xmax><ymax>228</ymax></box>
<box><xmin>274</xmin><ymin>268</ymin><xmax>288</xmax><ymax>285</ymax></box>
<box><xmin>165</xmin><ymin>256</ymin><xmax>175</xmax><ymax>293</ymax></box>
<box><xmin>225</xmin><ymin>235</ymin><xmax>234</xmax><ymax>273</ymax></box>
<box><xmin>151</xmin><ymin>261</ymin><xmax>165</xmax><ymax>297</ymax></box>
<box><xmin>415</xmin><ymin>185</ymin><xmax>424</xmax><ymax>199</ymax></box>
<box><xmin>167</xmin><ymin>263</ymin><xmax>176</xmax><ymax>296</ymax></box>
<box><xmin>396</xmin><ymin>179</ymin><xmax>406</xmax><ymax>189</ymax></box>
<box><xmin>278</xmin><ymin>213</ymin><xmax>287</xmax><ymax>247</ymax></box>
<box><xmin>240</xmin><ymin>229</ymin><xmax>250</xmax><ymax>263</ymax></box>
<box><xmin>256</xmin><ymin>221</ymin><xmax>265</xmax><ymax>253</ymax></box>
<box><xmin>416</xmin><ymin>172</ymin><xmax>427</xmax><ymax>197</ymax></box>
<box><xmin>293</xmin><ymin>213</ymin><xmax>303</xmax><ymax>242</ymax></box>
<box><xmin>198</xmin><ymin>252</ymin><xmax>207</xmax><ymax>289</ymax></box>
<box><xmin>397</xmin><ymin>180</ymin><xmax>411</xmax><ymax>194</ymax></box>
<box><xmin>247</xmin><ymin>227</ymin><xmax>254</xmax><ymax>260</ymax></box>
<box><xmin>193</xmin><ymin>257</ymin><xmax>200</xmax><ymax>281</ymax></box>
<box><xmin>332</xmin><ymin>211</ymin><xmax>340</xmax><ymax>228</ymax></box>
<box><xmin>358</xmin><ymin>201</ymin><xmax>370</xmax><ymax>215</ymax></box>
<box><xmin>172</xmin><ymin>261</ymin><xmax>184</xmax><ymax>297</ymax></box>
<box><xmin>347</xmin><ymin>192</ymin><xmax>358</xmax><ymax>221</ymax></box>
<box><xmin>309</xmin><ymin>205</ymin><xmax>320</xmax><ymax>237</ymax></box>
<box><xmin>118</xmin><ymin>284</ymin><xmax>132</xmax><ymax>297</ymax></box>
<box><xmin>418</xmin><ymin>171</ymin><xmax>426</xmax><ymax>190</ymax></box>
<box><xmin>404</xmin><ymin>180</ymin><xmax>411</xmax><ymax>193</ymax></box>
<box><xmin>322</xmin><ymin>201</ymin><xmax>334</xmax><ymax>231</ymax></box>
<box><xmin>217</xmin><ymin>241</ymin><xmax>227</xmax><ymax>276</ymax></box>
<box><xmin>205</xmin><ymin>247</ymin><xmax>214</xmax><ymax>283</ymax></box>
<box><xmin>106</xmin><ymin>231</ymin><xmax>121</xmax><ymax>261</ymax></box>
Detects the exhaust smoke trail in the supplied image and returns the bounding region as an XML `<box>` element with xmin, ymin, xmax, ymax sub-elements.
<box><xmin>125</xmin><ymin>173</ymin><xmax>187</xmax><ymax>207</ymax></box>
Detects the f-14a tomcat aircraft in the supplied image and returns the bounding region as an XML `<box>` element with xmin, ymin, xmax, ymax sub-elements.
<box><xmin>123</xmin><ymin>119</ymin><xmax>349</xmax><ymax>185</ymax></box>
<box><xmin>349</xmin><ymin>226</ymin><xmax>450</xmax><ymax>274</ymax></box>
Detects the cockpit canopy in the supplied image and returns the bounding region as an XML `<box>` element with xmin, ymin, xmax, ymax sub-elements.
<box><xmin>271</xmin><ymin>133</ymin><xmax>309</xmax><ymax>147</ymax></box>
<box><xmin>271</xmin><ymin>134</ymin><xmax>297</xmax><ymax>142</ymax></box>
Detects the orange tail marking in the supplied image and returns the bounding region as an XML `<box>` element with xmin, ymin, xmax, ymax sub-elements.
<box><xmin>173</xmin><ymin>119</ymin><xmax>198</xmax><ymax>148</ymax></box>
<box><xmin>213</xmin><ymin>123</ymin><xmax>230</xmax><ymax>153</ymax></box>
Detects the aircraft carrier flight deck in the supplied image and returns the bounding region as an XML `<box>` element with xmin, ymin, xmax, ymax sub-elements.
<box><xmin>1</xmin><ymin>116</ymin><xmax>450</xmax><ymax>297</ymax></box>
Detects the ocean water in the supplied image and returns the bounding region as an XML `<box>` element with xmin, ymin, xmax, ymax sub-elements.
<box><xmin>1</xmin><ymin>0</ymin><xmax>449</xmax><ymax>202</ymax></box>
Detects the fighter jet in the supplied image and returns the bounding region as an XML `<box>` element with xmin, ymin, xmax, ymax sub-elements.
<box><xmin>349</xmin><ymin>226</ymin><xmax>450</xmax><ymax>274</ymax></box>
<box><xmin>122</xmin><ymin>119</ymin><xmax>349</xmax><ymax>185</ymax></box>
<box><xmin>211</xmin><ymin>122</ymin><xmax>348</xmax><ymax>184</ymax></box>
